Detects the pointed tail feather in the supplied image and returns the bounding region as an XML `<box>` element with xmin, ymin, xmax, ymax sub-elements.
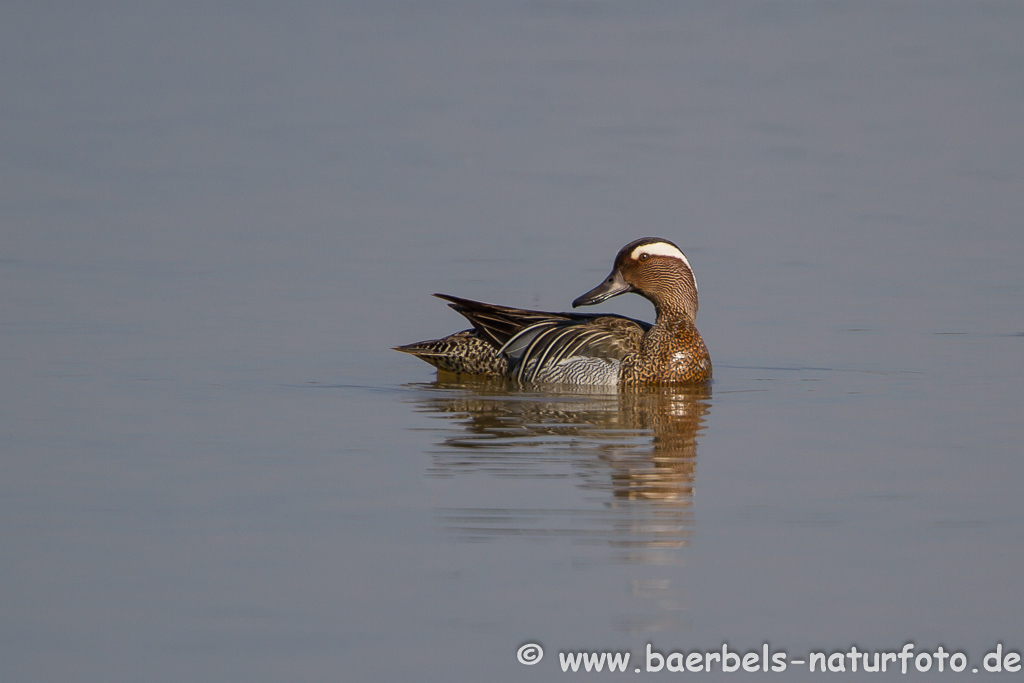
<box><xmin>393</xmin><ymin>330</ymin><xmax>508</xmax><ymax>376</ymax></box>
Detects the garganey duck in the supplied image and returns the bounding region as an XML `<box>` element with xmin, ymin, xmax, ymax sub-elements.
<box><xmin>395</xmin><ymin>237</ymin><xmax>711</xmax><ymax>386</ymax></box>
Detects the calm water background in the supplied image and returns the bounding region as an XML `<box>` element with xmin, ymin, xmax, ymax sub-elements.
<box><xmin>2</xmin><ymin>2</ymin><xmax>1023</xmax><ymax>681</ymax></box>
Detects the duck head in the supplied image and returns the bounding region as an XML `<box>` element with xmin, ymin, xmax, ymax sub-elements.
<box><xmin>572</xmin><ymin>237</ymin><xmax>699</xmax><ymax>320</ymax></box>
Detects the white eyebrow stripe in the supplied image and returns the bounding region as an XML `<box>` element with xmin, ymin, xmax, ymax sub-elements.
<box><xmin>630</xmin><ymin>241</ymin><xmax>691</xmax><ymax>269</ymax></box>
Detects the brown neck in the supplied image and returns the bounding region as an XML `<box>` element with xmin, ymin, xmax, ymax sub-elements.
<box><xmin>651</xmin><ymin>281</ymin><xmax>698</xmax><ymax>322</ymax></box>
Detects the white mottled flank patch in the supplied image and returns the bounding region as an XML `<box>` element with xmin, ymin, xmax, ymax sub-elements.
<box><xmin>529</xmin><ymin>356</ymin><xmax>621</xmax><ymax>385</ymax></box>
<box><xmin>630</xmin><ymin>241</ymin><xmax>690</xmax><ymax>269</ymax></box>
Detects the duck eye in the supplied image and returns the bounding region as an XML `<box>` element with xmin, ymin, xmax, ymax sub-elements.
<box><xmin>638</xmin><ymin>253</ymin><xmax>649</xmax><ymax>262</ymax></box>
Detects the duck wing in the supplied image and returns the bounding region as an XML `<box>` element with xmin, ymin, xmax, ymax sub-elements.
<box><xmin>435</xmin><ymin>294</ymin><xmax>648</xmax><ymax>383</ymax></box>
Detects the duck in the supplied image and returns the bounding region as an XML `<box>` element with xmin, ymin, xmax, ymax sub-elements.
<box><xmin>394</xmin><ymin>237</ymin><xmax>711</xmax><ymax>386</ymax></box>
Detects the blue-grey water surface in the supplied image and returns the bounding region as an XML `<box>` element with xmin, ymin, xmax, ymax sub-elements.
<box><xmin>2</xmin><ymin>2</ymin><xmax>1023</xmax><ymax>681</ymax></box>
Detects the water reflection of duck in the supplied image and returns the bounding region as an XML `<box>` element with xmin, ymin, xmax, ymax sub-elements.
<box><xmin>409</xmin><ymin>378</ymin><xmax>711</xmax><ymax>549</ymax></box>
<box><xmin>395</xmin><ymin>238</ymin><xmax>711</xmax><ymax>385</ymax></box>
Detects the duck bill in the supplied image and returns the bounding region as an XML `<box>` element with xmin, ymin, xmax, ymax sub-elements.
<box><xmin>572</xmin><ymin>270</ymin><xmax>634</xmax><ymax>308</ymax></box>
